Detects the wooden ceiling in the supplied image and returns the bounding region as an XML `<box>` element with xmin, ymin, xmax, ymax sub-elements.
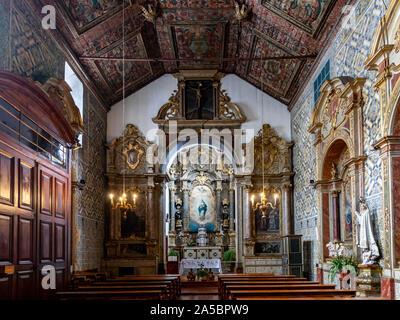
<box><xmin>32</xmin><ymin>0</ymin><xmax>349</xmax><ymax>108</ymax></box>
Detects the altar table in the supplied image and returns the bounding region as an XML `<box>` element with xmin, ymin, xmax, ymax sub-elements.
<box><xmin>179</xmin><ymin>259</ymin><xmax>222</xmax><ymax>274</ymax></box>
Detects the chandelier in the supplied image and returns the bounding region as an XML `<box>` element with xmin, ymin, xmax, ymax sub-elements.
<box><xmin>109</xmin><ymin>192</ymin><xmax>137</xmax><ymax>218</ymax></box>
<box><xmin>251</xmin><ymin>192</ymin><xmax>278</xmax><ymax>219</ymax></box>
<box><xmin>107</xmin><ymin>2</ymin><xmax>138</xmax><ymax>218</ymax></box>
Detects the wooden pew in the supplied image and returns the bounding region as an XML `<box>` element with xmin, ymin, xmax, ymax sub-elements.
<box><xmin>230</xmin><ymin>289</ymin><xmax>356</xmax><ymax>300</ymax></box>
<box><xmin>76</xmin><ymin>284</ymin><xmax>170</xmax><ymax>300</ymax></box>
<box><xmin>221</xmin><ymin>281</ymin><xmax>335</xmax><ymax>299</ymax></box>
<box><xmin>223</xmin><ymin>284</ymin><xmax>336</xmax><ymax>300</ymax></box>
<box><xmin>236</xmin><ymin>296</ymin><xmax>388</xmax><ymax>300</ymax></box>
<box><xmin>91</xmin><ymin>280</ymin><xmax>177</xmax><ymax>299</ymax></box>
<box><xmin>56</xmin><ymin>289</ymin><xmax>165</xmax><ymax>300</ymax></box>
<box><xmin>108</xmin><ymin>275</ymin><xmax>181</xmax><ymax>295</ymax></box>
<box><xmin>218</xmin><ymin>276</ymin><xmax>307</xmax><ymax>297</ymax></box>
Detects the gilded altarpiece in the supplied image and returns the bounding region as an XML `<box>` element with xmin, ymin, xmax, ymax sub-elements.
<box><xmin>104</xmin><ymin>124</ymin><xmax>165</xmax><ymax>275</ymax></box>
<box><xmin>244</xmin><ymin>124</ymin><xmax>295</xmax><ymax>273</ymax></box>
<box><xmin>308</xmin><ymin>77</ymin><xmax>366</xmax><ymax>270</ymax></box>
<box><xmin>366</xmin><ymin>2</ymin><xmax>400</xmax><ymax>290</ymax></box>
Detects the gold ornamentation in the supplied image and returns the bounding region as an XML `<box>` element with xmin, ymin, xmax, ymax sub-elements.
<box><xmin>152</xmin><ymin>90</ymin><xmax>181</xmax><ymax>121</ymax></box>
<box><xmin>394</xmin><ymin>27</ymin><xmax>400</xmax><ymax>53</ymax></box>
<box><xmin>122</xmin><ymin>141</ymin><xmax>145</xmax><ymax>170</ymax></box>
<box><xmin>234</xmin><ymin>1</ymin><xmax>252</xmax><ymax>21</ymax></box>
<box><xmin>140</xmin><ymin>4</ymin><xmax>158</xmax><ymax>24</ymax></box>
<box><xmin>195</xmin><ymin>172</ymin><xmax>210</xmax><ymax>185</ymax></box>
<box><xmin>219</xmin><ymin>89</ymin><xmax>245</xmax><ymax>120</ymax></box>
<box><xmin>254</xmin><ymin>124</ymin><xmax>279</xmax><ymax>171</ymax></box>
<box><xmin>39</xmin><ymin>78</ymin><xmax>84</xmax><ymax>145</ymax></box>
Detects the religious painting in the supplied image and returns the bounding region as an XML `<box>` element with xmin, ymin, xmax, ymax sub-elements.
<box><xmin>120</xmin><ymin>198</ymin><xmax>146</xmax><ymax>239</ymax></box>
<box><xmin>122</xmin><ymin>141</ymin><xmax>145</xmax><ymax>170</ymax></box>
<box><xmin>189</xmin><ymin>185</ymin><xmax>216</xmax><ymax>232</ymax></box>
<box><xmin>255</xmin><ymin>242</ymin><xmax>280</xmax><ymax>254</ymax></box>
<box><xmin>344</xmin><ymin>179</ymin><xmax>353</xmax><ymax>240</ymax></box>
<box><xmin>255</xmin><ymin>196</ymin><xmax>280</xmax><ymax>236</ymax></box>
<box><xmin>185</xmin><ymin>80</ymin><xmax>214</xmax><ymax>120</ymax></box>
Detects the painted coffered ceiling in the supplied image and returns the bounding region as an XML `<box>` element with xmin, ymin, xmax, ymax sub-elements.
<box><xmin>31</xmin><ymin>0</ymin><xmax>349</xmax><ymax>108</ymax></box>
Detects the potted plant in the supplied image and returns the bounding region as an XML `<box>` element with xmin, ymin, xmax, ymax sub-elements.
<box><xmin>328</xmin><ymin>255</ymin><xmax>359</xmax><ymax>283</ymax></box>
<box><xmin>196</xmin><ymin>269</ymin><xmax>209</xmax><ymax>281</ymax></box>
<box><xmin>326</xmin><ymin>241</ymin><xmax>359</xmax><ymax>287</ymax></box>
<box><xmin>168</xmin><ymin>249</ymin><xmax>179</xmax><ymax>262</ymax></box>
<box><xmin>223</xmin><ymin>249</ymin><xmax>236</xmax><ymax>272</ymax></box>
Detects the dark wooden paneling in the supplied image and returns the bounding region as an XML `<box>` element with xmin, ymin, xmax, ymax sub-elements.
<box><xmin>55</xmin><ymin>224</ymin><xmax>65</xmax><ymax>262</ymax></box>
<box><xmin>18</xmin><ymin>161</ymin><xmax>34</xmax><ymax>211</ymax></box>
<box><xmin>40</xmin><ymin>221</ymin><xmax>52</xmax><ymax>263</ymax></box>
<box><xmin>40</xmin><ymin>171</ymin><xmax>52</xmax><ymax>215</ymax></box>
<box><xmin>16</xmin><ymin>270</ymin><xmax>34</xmax><ymax>300</ymax></box>
<box><xmin>0</xmin><ymin>276</ymin><xmax>12</xmax><ymax>300</ymax></box>
<box><xmin>55</xmin><ymin>179</ymin><xmax>65</xmax><ymax>218</ymax></box>
<box><xmin>18</xmin><ymin>217</ymin><xmax>33</xmax><ymax>264</ymax></box>
<box><xmin>0</xmin><ymin>214</ymin><xmax>12</xmax><ymax>263</ymax></box>
<box><xmin>0</xmin><ymin>153</ymin><xmax>14</xmax><ymax>206</ymax></box>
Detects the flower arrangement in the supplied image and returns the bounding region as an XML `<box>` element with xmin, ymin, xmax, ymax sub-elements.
<box><xmin>326</xmin><ymin>241</ymin><xmax>359</xmax><ymax>282</ymax></box>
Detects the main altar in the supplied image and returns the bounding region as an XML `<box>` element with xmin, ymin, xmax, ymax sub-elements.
<box><xmin>103</xmin><ymin>70</ymin><xmax>298</xmax><ymax>276</ymax></box>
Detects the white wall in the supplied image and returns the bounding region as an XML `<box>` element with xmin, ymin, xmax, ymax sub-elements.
<box><xmin>107</xmin><ymin>74</ymin><xmax>291</xmax><ymax>142</ymax></box>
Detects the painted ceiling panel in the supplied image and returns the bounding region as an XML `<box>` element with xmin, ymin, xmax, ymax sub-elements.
<box><xmin>36</xmin><ymin>0</ymin><xmax>347</xmax><ymax>107</ymax></box>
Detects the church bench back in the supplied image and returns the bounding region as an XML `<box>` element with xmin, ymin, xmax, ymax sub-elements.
<box><xmin>56</xmin><ymin>290</ymin><xmax>165</xmax><ymax>300</ymax></box>
<box><xmin>230</xmin><ymin>289</ymin><xmax>356</xmax><ymax>300</ymax></box>
<box><xmin>223</xmin><ymin>284</ymin><xmax>336</xmax><ymax>299</ymax></box>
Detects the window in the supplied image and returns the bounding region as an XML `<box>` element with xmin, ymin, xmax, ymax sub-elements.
<box><xmin>314</xmin><ymin>60</ymin><xmax>330</xmax><ymax>104</ymax></box>
<box><xmin>64</xmin><ymin>62</ymin><xmax>83</xmax><ymax>145</ymax></box>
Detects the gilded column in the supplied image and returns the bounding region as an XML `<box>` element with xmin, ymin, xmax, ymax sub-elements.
<box><xmin>229</xmin><ymin>180</ymin><xmax>235</xmax><ymax>232</ymax></box>
<box><xmin>169</xmin><ymin>182</ymin><xmax>176</xmax><ymax>233</ymax></box>
<box><xmin>243</xmin><ymin>183</ymin><xmax>254</xmax><ymax>256</ymax></box>
<box><xmin>283</xmin><ymin>184</ymin><xmax>294</xmax><ymax>235</ymax></box>
<box><xmin>182</xmin><ymin>180</ymin><xmax>190</xmax><ymax>230</ymax></box>
<box><xmin>331</xmin><ymin>190</ymin><xmax>341</xmax><ymax>241</ymax></box>
<box><xmin>216</xmin><ymin>181</ymin><xmax>222</xmax><ymax>230</ymax></box>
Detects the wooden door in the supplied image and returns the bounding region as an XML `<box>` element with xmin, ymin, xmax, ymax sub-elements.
<box><xmin>0</xmin><ymin>140</ymin><xmax>71</xmax><ymax>299</ymax></box>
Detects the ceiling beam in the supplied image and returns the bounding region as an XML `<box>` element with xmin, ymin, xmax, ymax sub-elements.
<box><xmin>78</xmin><ymin>54</ymin><xmax>317</xmax><ymax>63</ymax></box>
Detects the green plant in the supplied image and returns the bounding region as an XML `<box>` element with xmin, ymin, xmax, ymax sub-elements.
<box><xmin>168</xmin><ymin>249</ymin><xmax>179</xmax><ymax>256</ymax></box>
<box><xmin>223</xmin><ymin>249</ymin><xmax>236</xmax><ymax>262</ymax></box>
<box><xmin>328</xmin><ymin>255</ymin><xmax>359</xmax><ymax>282</ymax></box>
<box><xmin>196</xmin><ymin>269</ymin><xmax>209</xmax><ymax>278</ymax></box>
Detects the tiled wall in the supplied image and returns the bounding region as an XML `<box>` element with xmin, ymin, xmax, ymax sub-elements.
<box><xmin>291</xmin><ymin>0</ymin><xmax>386</xmax><ymax>280</ymax></box>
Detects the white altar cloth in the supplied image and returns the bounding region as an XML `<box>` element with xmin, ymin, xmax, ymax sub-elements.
<box><xmin>179</xmin><ymin>259</ymin><xmax>222</xmax><ymax>274</ymax></box>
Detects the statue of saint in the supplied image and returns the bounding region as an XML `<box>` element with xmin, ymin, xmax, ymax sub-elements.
<box><xmin>198</xmin><ymin>200</ymin><xmax>208</xmax><ymax>218</ymax></box>
<box><xmin>221</xmin><ymin>199</ymin><xmax>230</xmax><ymax>229</ymax></box>
<box><xmin>355</xmin><ymin>198</ymin><xmax>379</xmax><ymax>265</ymax></box>
<box><xmin>175</xmin><ymin>199</ymin><xmax>183</xmax><ymax>229</ymax></box>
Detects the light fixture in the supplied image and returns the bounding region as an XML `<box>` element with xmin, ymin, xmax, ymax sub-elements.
<box><xmin>107</xmin><ymin>1</ymin><xmax>138</xmax><ymax>217</ymax></box>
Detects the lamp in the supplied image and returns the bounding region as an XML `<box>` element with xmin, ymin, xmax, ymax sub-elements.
<box><xmin>109</xmin><ymin>191</ymin><xmax>137</xmax><ymax>218</ymax></box>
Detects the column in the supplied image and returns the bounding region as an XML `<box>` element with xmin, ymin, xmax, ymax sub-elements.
<box><xmin>216</xmin><ymin>181</ymin><xmax>222</xmax><ymax>230</ymax></box>
<box><xmin>147</xmin><ymin>185</ymin><xmax>155</xmax><ymax>240</ymax></box>
<box><xmin>243</xmin><ymin>184</ymin><xmax>252</xmax><ymax>240</ymax></box>
<box><xmin>331</xmin><ymin>190</ymin><xmax>341</xmax><ymax>241</ymax></box>
<box><xmin>169</xmin><ymin>182</ymin><xmax>176</xmax><ymax>233</ymax></box>
<box><xmin>229</xmin><ymin>180</ymin><xmax>235</xmax><ymax>232</ymax></box>
<box><xmin>283</xmin><ymin>184</ymin><xmax>294</xmax><ymax>235</ymax></box>
<box><xmin>182</xmin><ymin>180</ymin><xmax>190</xmax><ymax>230</ymax></box>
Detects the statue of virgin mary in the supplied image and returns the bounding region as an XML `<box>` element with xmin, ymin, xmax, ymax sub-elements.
<box><xmin>355</xmin><ymin>198</ymin><xmax>379</xmax><ymax>265</ymax></box>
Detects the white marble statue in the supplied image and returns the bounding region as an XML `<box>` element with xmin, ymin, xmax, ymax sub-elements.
<box><xmin>355</xmin><ymin>198</ymin><xmax>379</xmax><ymax>265</ymax></box>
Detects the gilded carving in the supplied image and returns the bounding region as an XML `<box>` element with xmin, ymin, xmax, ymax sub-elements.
<box><xmin>39</xmin><ymin>78</ymin><xmax>84</xmax><ymax>141</ymax></box>
<box><xmin>152</xmin><ymin>90</ymin><xmax>181</xmax><ymax>121</ymax></box>
<box><xmin>106</xmin><ymin>124</ymin><xmax>150</xmax><ymax>173</ymax></box>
